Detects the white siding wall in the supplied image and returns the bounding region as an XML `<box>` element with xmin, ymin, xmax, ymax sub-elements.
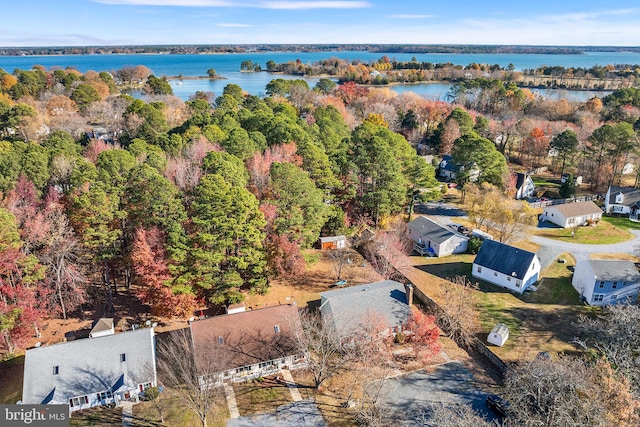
<box><xmin>472</xmin><ymin>258</ymin><xmax>540</xmax><ymax>294</ymax></box>
<box><xmin>572</xmin><ymin>261</ymin><xmax>595</xmax><ymax>303</ymax></box>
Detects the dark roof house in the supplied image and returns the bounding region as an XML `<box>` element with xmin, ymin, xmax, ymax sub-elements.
<box><xmin>319</xmin><ymin>280</ymin><xmax>413</xmax><ymax>337</ymax></box>
<box><xmin>472</xmin><ymin>239</ymin><xmax>541</xmax><ymax>293</ymax></box>
<box><xmin>407</xmin><ymin>216</ymin><xmax>468</xmax><ymax>257</ymax></box>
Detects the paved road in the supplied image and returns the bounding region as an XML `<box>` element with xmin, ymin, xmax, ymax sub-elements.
<box><xmin>226</xmin><ymin>400</ymin><xmax>326</xmax><ymax>427</ymax></box>
<box><xmin>531</xmin><ymin>229</ymin><xmax>640</xmax><ymax>268</ymax></box>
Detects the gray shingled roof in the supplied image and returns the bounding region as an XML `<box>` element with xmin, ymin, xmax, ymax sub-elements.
<box><xmin>407</xmin><ymin>216</ymin><xmax>460</xmax><ymax>244</ymax></box>
<box><xmin>22</xmin><ymin>328</ymin><xmax>156</xmax><ymax>405</ymax></box>
<box><xmin>473</xmin><ymin>239</ymin><xmax>537</xmax><ymax>279</ymax></box>
<box><xmin>608</xmin><ymin>186</ymin><xmax>640</xmax><ymax>206</ymax></box>
<box><xmin>587</xmin><ymin>260</ymin><xmax>640</xmax><ymax>282</ymax></box>
<box><xmin>319</xmin><ymin>280</ymin><xmax>412</xmax><ymax>336</ymax></box>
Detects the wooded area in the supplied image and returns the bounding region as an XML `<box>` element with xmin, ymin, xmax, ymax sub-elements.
<box><xmin>1</xmin><ymin>61</ymin><xmax>640</xmax><ymax>362</ymax></box>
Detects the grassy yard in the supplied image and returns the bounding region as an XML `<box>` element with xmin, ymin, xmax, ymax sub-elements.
<box><xmin>601</xmin><ymin>215</ymin><xmax>640</xmax><ymax>230</ymax></box>
<box><xmin>233</xmin><ymin>376</ymin><xmax>293</xmax><ymax>416</ymax></box>
<box><xmin>535</xmin><ymin>219</ymin><xmax>634</xmax><ymax>244</ymax></box>
<box><xmin>403</xmin><ymin>251</ymin><xmax>597</xmax><ymax>362</ymax></box>
<box><xmin>132</xmin><ymin>388</ymin><xmax>229</xmax><ymax>427</ymax></box>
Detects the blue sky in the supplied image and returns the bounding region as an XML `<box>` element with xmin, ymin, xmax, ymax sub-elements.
<box><xmin>2</xmin><ymin>0</ymin><xmax>640</xmax><ymax>47</ymax></box>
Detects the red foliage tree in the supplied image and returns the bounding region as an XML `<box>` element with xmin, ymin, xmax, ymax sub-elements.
<box><xmin>336</xmin><ymin>81</ymin><xmax>370</xmax><ymax>106</ymax></box>
<box><xmin>246</xmin><ymin>143</ymin><xmax>300</xmax><ymax>199</ymax></box>
<box><xmin>131</xmin><ymin>227</ymin><xmax>196</xmax><ymax>318</ymax></box>
<box><xmin>0</xmin><ymin>209</ymin><xmax>46</xmax><ymax>355</ymax></box>
<box><xmin>406</xmin><ymin>306</ymin><xmax>441</xmax><ymax>363</ymax></box>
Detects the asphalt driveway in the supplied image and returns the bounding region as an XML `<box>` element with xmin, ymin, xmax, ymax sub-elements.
<box><xmin>378</xmin><ymin>361</ymin><xmax>499</xmax><ymax>425</ymax></box>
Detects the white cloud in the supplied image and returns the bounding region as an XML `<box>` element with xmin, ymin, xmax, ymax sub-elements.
<box><xmin>389</xmin><ymin>14</ymin><xmax>435</xmax><ymax>19</ymax></box>
<box><xmin>260</xmin><ymin>1</ymin><xmax>370</xmax><ymax>9</ymax></box>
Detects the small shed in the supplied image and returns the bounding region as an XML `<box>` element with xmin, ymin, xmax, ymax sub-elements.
<box><xmin>319</xmin><ymin>235</ymin><xmax>347</xmax><ymax>250</ymax></box>
<box><xmin>487</xmin><ymin>323</ymin><xmax>509</xmax><ymax>347</ymax></box>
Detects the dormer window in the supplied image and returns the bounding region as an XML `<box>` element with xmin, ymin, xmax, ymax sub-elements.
<box><xmin>218</xmin><ymin>336</ymin><xmax>224</xmax><ymax>344</ymax></box>
<box><xmin>615</xmin><ymin>192</ymin><xmax>624</xmax><ymax>204</ymax></box>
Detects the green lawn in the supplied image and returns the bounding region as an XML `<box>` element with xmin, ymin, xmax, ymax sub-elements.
<box><xmin>536</xmin><ymin>220</ymin><xmax>634</xmax><ymax>244</ymax></box>
<box><xmin>601</xmin><ymin>215</ymin><xmax>640</xmax><ymax>230</ymax></box>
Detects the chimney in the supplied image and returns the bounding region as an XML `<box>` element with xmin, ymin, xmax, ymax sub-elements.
<box><xmin>404</xmin><ymin>283</ymin><xmax>414</xmax><ymax>306</ymax></box>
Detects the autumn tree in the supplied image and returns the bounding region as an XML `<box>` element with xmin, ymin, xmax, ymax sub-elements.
<box><xmin>0</xmin><ymin>208</ymin><xmax>46</xmax><ymax>355</ymax></box>
<box><xmin>405</xmin><ymin>305</ymin><xmax>441</xmax><ymax>363</ymax></box>
<box><xmin>131</xmin><ymin>228</ymin><xmax>196</xmax><ymax>317</ymax></box>
<box><xmin>362</xmin><ymin>220</ymin><xmax>412</xmax><ymax>281</ymax></box>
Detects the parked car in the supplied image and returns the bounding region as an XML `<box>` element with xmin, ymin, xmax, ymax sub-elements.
<box><xmin>486</xmin><ymin>394</ymin><xmax>511</xmax><ymax>418</ymax></box>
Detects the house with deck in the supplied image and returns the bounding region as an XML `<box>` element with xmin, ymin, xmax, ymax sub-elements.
<box><xmin>472</xmin><ymin>240</ymin><xmax>540</xmax><ymax>294</ymax></box>
<box><xmin>540</xmin><ymin>200</ymin><xmax>603</xmax><ymax>228</ymax></box>
<box><xmin>22</xmin><ymin>327</ymin><xmax>157</xmax><ymax>412</ymax></box>
<box><xmin>407</xmin><ymin>216</ymin><xmax>469</xmax><ymax>257</ymax></box>
<box><xmin>572</xmin><ymin>260</ymin><xmax>640</xmax><ymax>306</ymax></box>
<box><xmin>189</xmin><ymin>304</ymin><xmax>307</xmax><ymax>387</ymax></box>
<box><xmin>604</xmin><ymin>186</ymin><xmax>640</xmax><ymax>220</ymax></box>
<box><xmin>319</xmin><ymin>280</ymin><xmax>414</xmax><ymax>338</ymax></box>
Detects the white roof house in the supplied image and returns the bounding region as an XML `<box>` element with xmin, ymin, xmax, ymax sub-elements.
<box><xmin>541</xmin><ymin>201</ymin><xmax>603</xmax><ymax>228</ymax></box>
<box><xmin>22</xmin><ymin>327</ymin><xmax>156</xmax><ymax>412</ymax></box>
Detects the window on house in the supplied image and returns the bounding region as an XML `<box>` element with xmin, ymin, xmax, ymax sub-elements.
<box><xmin>69</xmin><ymin>396</ymin><xmax>89</xmax><ymax>407</ymax></box>
<box><xmin>494</xmin><ymin>272</ymin><xmax>498</xmax><ymax>277</ymax></box>
<box><xmin>507</xmin><ymin>276</ymin><xmax>511</xmax><ymax>282</ymax></box>
<box><xmin>97</xmin><ymin>391</ymin><xmax>112</xmax><ymax>401</ymax></box>
<box><xmin>612</xmin><ymin>294</ymin><xmax>618</xmax><ymax>299</ymax></box>
<box><xmin>623</xmin><ymin>282</ymin><xmax>628</xmax><ymax>287</ymax></box>
<box><xmin>120</xmin><ymin>353</ymin><xmax>126</xmax><ymax>362</ymax></box>
<box><xmin>613</xmin><ymin>282</ymin><xmax>618</xmax><ymax>289</ymax></box>
<box><xmin>218</xmin><ymin>336</ymin><xmax>224</xmax><ymax>344</ymax></box>
<box><xmin>274</xmin><ymin>325</ymin><xmax>280</xmax><ymax>334</ymax></box>
<box><xmin>516</xmin><ymin>280</ymin><xmax>522</xmax><ymax>288</ymax></box>
<box><xmin>53</xmin><ymin>366</ymin><xmax>59</xmax><ymax>375</ymax></box>
<box><xmin>477</xmin><ymin>266</ymin><xmax>482</xmax><ymax>273</ymax></box>
<box><xmin>599</xmin><ymin>281</ymin><xmax>605</xmax><ymax>288</ymax></box>
<box><xmin>139</xmin><ymin>382</ymin><xmax>152</xmax><ymax>392</ymax></box>
<box><xmin>593</xmin><ymin>294</ymin><xmax>604</xmax><ymax>302</ymax></box>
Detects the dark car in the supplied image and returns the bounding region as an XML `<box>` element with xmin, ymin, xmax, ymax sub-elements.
<box><xmin>486</xmin><ymin>394</ymin><xmax>511</xmax><ymax>418</ymax></box>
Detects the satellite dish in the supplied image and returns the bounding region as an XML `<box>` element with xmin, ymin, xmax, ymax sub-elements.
<box><xmin>152</xmin><ymin>322</ymin><xmax>158</xmax><ymax>328</ymax></box>
<box><xmin>145</xmin><ymin>320</ymin><xmax>151</xmax><ymax>326</ymax></box>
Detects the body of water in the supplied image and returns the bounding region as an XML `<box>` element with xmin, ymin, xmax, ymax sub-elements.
<box><xmin>1</xmin><ymin>51</ymin><xmax>631</xmax><ymax>100</ymax></box>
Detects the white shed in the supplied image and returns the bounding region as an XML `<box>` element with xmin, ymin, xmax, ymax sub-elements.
<box><xmin>487</xmin><ymin>323</ymin><xmax>509</xmax><ymax>347</ymax></box>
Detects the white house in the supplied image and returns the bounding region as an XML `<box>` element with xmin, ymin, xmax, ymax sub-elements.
<box><xmin>438</xmin><ymin>155</ymin><xmax>480</xmax><ymax>183</ymax></box>
<box><xmin>487</xmin><ymin>323</ymin><xmax>509</xmax><ymax>347</ymax></box>
<box><xmin>88</xmin><ymin>318</ymin><xmax>114</xmax><ymax>338</ymax></box>
<box><xmin>540</xmin><ymin>201</ymin><xmax>603</xmax><ymax>228</ymax></box>
<box><xmin>515</xmin><ymin>173</ymin><xmax>535</xmax><ymax>200</ymax></box>
<box><xmin>472</xmin><ymin>239</ymin><xmax>540</xmax><ymax>294</ymax></box>
<box><xmin>572</xmin><ymin>260</ymin><xmax>640</xmax><ymax>306</ymax></box>
<box><xmin>604</xmin><ymin>186</ymin><xmax>640</xmax><ymax>220</ymax></box>
<box><xmin>22</xmin><ymin>327</ymin><xmax>157</xmax><ymax>412</ymax></box>
<box><xmin>407</xmin><ymin>216</ymin><xmax>469</xmax><ymax>257</ymax></box>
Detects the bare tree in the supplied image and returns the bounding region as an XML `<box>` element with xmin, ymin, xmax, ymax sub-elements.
<box><xmin>363</xmin><ymin>220</ymin><xmax>412</xmax><ymax>280</ymax></box>
<box><xmin>290</xmin><ymin>309</ymin><xmax>343</xmax><ymax>389</ymax></box>
<box><xmin>327</xmin><ymin>248</ymin><xmax>353</xmax><ymax>281</ymax></box>
<box><xmin>439</xmin><ymin>276</ymin><xmax>480</xmax><ymax>349</ymax></box>
<box><xmin>156</xmin><ymin>329</ymin><xmax>226</xmax><ymax>427</ymax></box>
<box><xmin>574</xmin><ymin>304</ymin><xmax>640</xmax><ymax>398</ymax></box>
<box><xmin>418</xmin><ymin>402</ymin><xmax>495</xmax><ymax>427</ymax></box>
